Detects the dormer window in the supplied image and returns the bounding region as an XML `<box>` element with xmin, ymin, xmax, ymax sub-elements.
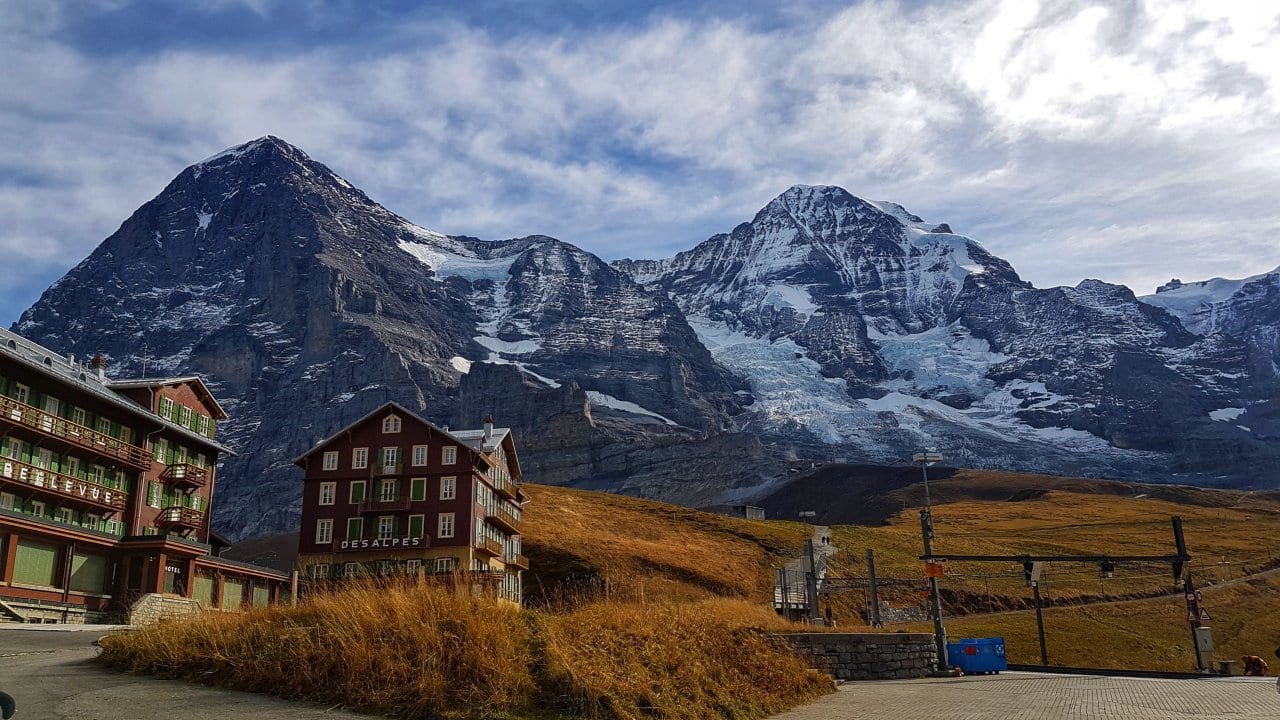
<box><xmin>382</xmin><ymin>414</ymin><xmax>402</xmax><ymax>434</ymax></box>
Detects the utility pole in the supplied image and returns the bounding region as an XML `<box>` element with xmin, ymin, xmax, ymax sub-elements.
<box><xmin>914</xmin><ymin>451</ymin><xmax>948</xmax><ymax>672</ymax></box>
<box><xmin>866</xmin><ymin>548</ymin><xmax>882</xmax><ymax>628</ymax></box>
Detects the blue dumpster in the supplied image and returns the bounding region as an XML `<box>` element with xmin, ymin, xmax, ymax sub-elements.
<box><xmin>946</xmin><ymin>637</ymin><xmax>1007</xmax><ymax>674</ymax></box>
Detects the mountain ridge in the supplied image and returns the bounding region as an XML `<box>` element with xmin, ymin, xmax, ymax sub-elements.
<box><xmin>12</xmin><ymin>137</ymin><xmax>1279</xmax><ymax>538</ymax></box>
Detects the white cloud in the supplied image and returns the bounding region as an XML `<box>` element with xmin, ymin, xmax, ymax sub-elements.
<box><xmin>2</xmin><ymin>0</ymin><xmax>1279</xmax><ymax>322</ymax></box>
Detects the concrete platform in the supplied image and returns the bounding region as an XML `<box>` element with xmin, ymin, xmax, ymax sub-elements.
<box><xmin>772</xmin><ymin>671</ymin><xmax>1280</xmax><ymax>720</ymax></box>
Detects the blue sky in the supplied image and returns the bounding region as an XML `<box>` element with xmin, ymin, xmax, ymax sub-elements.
<box><xmin>3</xmin><ymin>0</ymin><xmax>1279</xmax><ymax>325</ymax></box>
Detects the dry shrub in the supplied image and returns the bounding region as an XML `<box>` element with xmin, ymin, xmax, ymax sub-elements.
<box><xmin>98</xmin><ymin>580</ymin><xmax>534</xmax><ymax>719</ymax></box>
<box><xmin>537</xmin><ymin>598</ymin><xmax>834</xmax><ymax>720</ymax></box>
<box><xmin>99</xmin><ymin>584</ymin><xmax>833</xmax><ymax>720</ymax></box>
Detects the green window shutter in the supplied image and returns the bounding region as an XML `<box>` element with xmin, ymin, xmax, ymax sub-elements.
<box><xmin>253</xmin><ymin>585</ymin><xmax>270</xmax><ymax>607</ymax></box>
<box><xmin>411</xmin><ymin>478</ymin><xmax>426</xmax><ymax>501</ymax></box>
<box><xmin>13</xmin><ymin>540</ymin><xmax>59</xmax><ymax>587</ymax></box>
<box><xmin>408</xmin><ymin>515</ymin><xmax>424</xmax><ymax>538</ymax></box>
<box><xmin>350</xmin><ymin>481</ymin><xmax>365</xmax><ymax>503</ymax></box>
<box><xmin>222</xmin><ymin>579</ymin><xmax>244</xmax><ymax>610</ymax></box>
<box><xmin>69</xmin><ymin>553</ymin><xmax>108</xmax><ymax>594</ymax></box>
<box><xmin>347</xmin><ymin>517</ymin><xmax>362</xmax><ymax>540</ymax></box>
<box><xmin>194</xmin><ymin>575</ymin><xmax>214</xmax><ymax>606</ymax></box>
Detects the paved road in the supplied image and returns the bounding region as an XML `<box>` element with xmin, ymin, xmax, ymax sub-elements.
<box><xmin>772</xmin><ymin>671</ymin><xmax>1280</xmax><ymax>720</ymax></box>
<box><xmin>0</xmin><ymin>625</ymin><xmax>370</xmax><ymax>719</ymax></box>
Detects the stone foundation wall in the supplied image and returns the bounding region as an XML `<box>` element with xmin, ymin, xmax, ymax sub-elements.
<box><xmin>778</xmin><ymin>632</ymin><xmax>937</xmax><ymax>680</ymax></box>
<box><xmin>129</xmin><ymin>594</ymin><xmax>203</xmax><ymax>625</ymax></box>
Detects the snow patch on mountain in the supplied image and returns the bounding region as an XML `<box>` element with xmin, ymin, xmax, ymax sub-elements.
<box><xmin>1209</xmin><ymin>407</ymin><xmax>1245</xmax><ymax>421</ymax></box>
<box><xmin>586</xmin><ymin>391</ymin><xmax>679</xmax><ymax>426</ymax></box>
<box><xmin>1141</xmin><ymin>266</ymin><xmax>1280</xmax><ymax>335</ymax></box>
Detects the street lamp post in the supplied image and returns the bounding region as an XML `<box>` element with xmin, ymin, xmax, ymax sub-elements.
<box><xmin>913</xmin><ymin>450</ymin><xmax>948</xmax><ymax>673</ymax></box>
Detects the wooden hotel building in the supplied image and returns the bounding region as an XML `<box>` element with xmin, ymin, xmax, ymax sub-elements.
<box><xmin>0</xmin><ymin>327</ymin><xmax>290</xmax><ymax>622</ymax></box>
<box><xmin>294</xmin><ymin>403</ymin><xmax>526</xmax><ymax>603</ymax></box>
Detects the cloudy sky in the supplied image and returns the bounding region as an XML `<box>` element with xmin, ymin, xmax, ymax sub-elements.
<box><xmin>2</xmin><ymin>0</ymin><xmax>1278</xmax><ymax>325</ymax></box>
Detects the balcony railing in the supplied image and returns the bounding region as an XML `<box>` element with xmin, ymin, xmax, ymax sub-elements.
<box><xmin>486</xmin><ymin>504</ymin><xmax>522</xmax><ymax>533</ymax></box>
<box><xmin>491</xmin><ymin>473</ymin><xmax>517</xmax><ymax>499</ymax></box>
<box><xmin>0</xmin><ymin>456</ymin><xmax>127</xmax><ymax>513</ymax></box>
<box><xmin>0</xmin><ymin>395</ymin><xmax>150</xmax><ymax>469</ymax></box>
<box><xmin>357</xmin><ymin>496</ymin><xmax>411</xmax><ymax>514</ymax></box>
<box><xmin>506</xmin><ymin>553</ymin><xmax>529</xmax><ymax>570</ymax></box>
<box><xmin>161</xmin><ymin>462</ymin><xmax>209</xmax><ymax>489</ymax></box>
<box><xmin>475</xmin><ymin>537</ymin><xmax>504</xmax><ymax>557</ymax></box>
<box><xmin>370</xmin><ymin>461</ymin><xmax>403</xmax><ymax>477</ymax></box>
<box><xmin>157</xmin><ymin>505</ymin><xmax>204</xmax><ymax>532</ymax></box>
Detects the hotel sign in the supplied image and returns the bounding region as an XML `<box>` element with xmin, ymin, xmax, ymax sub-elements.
<box><xmin>338</xmin><ymin>537</ymin><xmax>423</xmax><ymax>550</ymax></box>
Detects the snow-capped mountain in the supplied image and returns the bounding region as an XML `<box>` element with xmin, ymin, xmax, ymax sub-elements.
<box><xmin>13</xmin><ymin>137</ymin><xmax>750</xmax><ymax>537</ymax></box>
<box><xmin>12</xmin><ymin>138</ymin><xmax>1278</xmax><ymax>537</ymax></box>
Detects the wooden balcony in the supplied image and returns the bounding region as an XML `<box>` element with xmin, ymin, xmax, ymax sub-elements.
<box><xmin>491</xmin><ymin>474</ymin><xmax>517</xmax><ymax>500</ymax></box>
<box><xmin>0</xmin><ymin>456</ymin><xmax>127</xmax><ymax>514</ymax></box>
<box><xmin>157</xmin><ymin>505</ymin><xmax>204</xmax><ymax>534</ymax></box>
<box><xmin>356</xmin><ymin>496</ymin><xmax>411</xmax><ymax>514</ymax></box>
<box><xmin>475</xmin><ymin>537</ymin><xmax>504</xmax><ymax>557</ymax></box>
<box><xmin>506</xmin><ymin>553</ymin><xmax>529</xmax><ymax>570</ymax></box>
<box><xmin>486</xmin><ymin>503</ymin><xmax>522</xmax><ymax>534</ymax></box>
<box><xmin>369</xmin><ymin>462</ymin><xmax>403</xmax><ymax>478</ymax></box>
<box><xmin>161</xmin><ymin>462</ymin><xmax>209</xmax><ymax>489</ymax></box>
<box><xmin>0</xmin><ymin>394</ymin><xmax>150</xmax><ymax>469</ymax></box>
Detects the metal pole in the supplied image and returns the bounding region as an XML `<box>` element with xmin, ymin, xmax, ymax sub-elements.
<box><xmin>866</xmin><ymin>548</ymin><xmax>882</xmax><ymax>628</ymax></box>
<box><xmin>920</xmin><ymin>506</ymin><xmax>948</xmax><ymax>672</ymax></box>
<box><xmin>1185</xmin><ymin>572</ymin><xmax>1205</xmax><ymax>672</ymax></box>
<box><xmin>805</xmin><ymin>539</ymin><xmax>820</xmax><ymax>622</ymax></box>
<box><xmin>1032</xmin><ymin>579</ymin><xmax>1048</xmax><ymax>666</ymax></box>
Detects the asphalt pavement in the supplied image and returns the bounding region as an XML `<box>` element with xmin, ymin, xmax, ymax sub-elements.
<box><xmin>0</xmin><ymin>624</ymin><xmax>370</xmax><ymax>719</ymax></box>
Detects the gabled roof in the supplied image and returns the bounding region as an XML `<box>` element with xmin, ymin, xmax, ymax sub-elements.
<box><xmin>108</xmin><ymin>376</ymin><xmax>229</xmax><ymax>420</ymax></box>
<box><xmin>0</xmin><ymin>327</ymin><xmax>234</xmax><ymax>454</ymax></box>
<box><xmin>293</xmin><ymin>401</ymin><xmax>484</xmax><ymax>467</ymax></box>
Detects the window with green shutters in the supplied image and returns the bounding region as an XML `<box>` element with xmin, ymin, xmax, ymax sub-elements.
<box><xmin>68</xmin><ymin>553</ymin><xmax>108</xmax><ymax>594</ymax></box>
<box><xmin>252</xmin><ymin>585</ymin><xmax>269</xmax><ymax>607</ymax></box>
<box><xmin>194</xmin><ymin>574</ymin><xmax>214</xmax><ymax>606</ymax></box>
<box><xmin>410</xmin><ymin>477</ymin><xmax>426</xmax><ymax>501</ymax></box>
<box><xmin>147</xmin><ymin>481</ymin><xmax>161</xmax><ymax>507</ymax></box>
<box><xmin>350</xmin><ymin>480</ymin><xmax>366</xmax><ymax>504</ymax></box>
<box><xmin>408</xmin><ymin>514</ymin><xmax>424</xmax><ymax>538</ymax></box>
<box><xmin>222</xmin><ymin>579</ymin><xmax>244</xmax><ymax>610</ymax></box>
<box><xmin>347</xmin><ymin>517</ymin><xmax>363</xmax><ymax>540</ymax></box>
<box><xmin>13</xmin><ymin>539</ymin><xmax>59</xmax><ymax>587</ymax></box>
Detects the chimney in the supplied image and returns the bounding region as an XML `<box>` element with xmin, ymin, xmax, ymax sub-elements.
<box><xmin>90</xmin><ymin>354</ymin><xmax>108</xmax><ymax>381</ymax></box>
<box><xmin>483</xmin><ymin>414</ymin><xmax>494</xmax><ymax>443</ymax></box>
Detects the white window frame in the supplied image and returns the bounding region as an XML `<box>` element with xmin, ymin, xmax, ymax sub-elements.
<box><xmin>382</xmin><ymin>414</ymin><xmax>402</xmax><ymax>434</ymax></box>
<box><xmin>179</xmin><ymin>405</ymin><xmax>192</xmax><ymax>427</ymax></box>
<box><xmin>30</xmin><ymin>500</ymin><xmax>45</xmax><ymax>517</ymax></box>
<box><xmin>89</xmin><ymin>464</ymin><xmax>105</xmax><ymax>485</ymax></box>
<box><xmin>154</xmin><ymin>437</ymin><xmax>168</xmax><ymax>463</ymax></box>
<box><xmin>437</xmin><ymin>512</ymin><xmax>455</xmax><ymax>539</ymax></box>
<box><xmin>411</xmin><ymin>445</ymin><xmax>428</xmax><ymax>466</ymax></box>
<box><xmin>435</xmin><ymin>557</ymin><xmax>456</xmax><ymax>573</ymax></box>
<box><xmin>377</xmin><ymin>515</ymin><xmax>394</xmax><ymax>540</ymax></box>
<box><xmin>344</xmin><ymin>562</ymin><xmax>359</xmax><ymax>578</ymax></box>
<box><xmin>56</xmin><ymin>507</ymin><xmax>73</xmax><ymax>524</ymax></box>
<box><xmin>311</xmin><ymin>563</ymin><xmax>330</xmax><ymax>580</ymax></box>
<box><xmin>315</xmin><ymin>518</ymin><xmax>334</xmax><ymax>545</ymax></box>
<box><xmin>379</xmin><ymin>478</ymin><xmax>397</xmax><ymax>502</ymax></box>
<box><xmin>352</xmin><ymin>447</ymin><xmax>368</xmax><ymax>470</ymax></box>
<box><xmin>70</xmin><ymin>406</ymin><xmax>87</xmax><ymax>429</ymax></box>
<box><xmin>13</xmin><ymin>383</ymin><xmax>30</xmax><ymax>405</ymax></box>
<box><xmin>442</xmin><ymin>446</ymin><xmax>457</xmax><ymax>465</ymax></box>
<box><xmin>440</xmin><ymin>476</ymin><xmax>456</xmax><ymax>501</ymax></box>
<box><xmin>159</xmin><ymin>396</ymin><xmax>174</xmax><ymax>418</ymax></box>
<box><xmin>322</xmin><ymin>451</ymin><xmax>338</xmax><ymax>471</ymax></box>
<box><xmin>406</xmin><ymin>558</ymin><xmax>422</xmax><ymax>575</ymax></box>
<box><xmin>319</xmin><ymin>481</ymin><xmax>336</xmax><ymax>506</ymax></box>
<box><xmin>0</xmin><ymin>493</ymin><xmax>14</xmax><ymax>510</ymax></box>
<box><xmin>381</xmin><ymin>446</ymin><xmax>399</xmax><ymax>473</ymax></box>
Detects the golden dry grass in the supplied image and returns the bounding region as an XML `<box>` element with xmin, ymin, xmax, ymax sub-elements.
<box><xmin>521</xmin><ymin>484</ymin><xmax>811</xmax><ymax>604</ymax></box>
<box><xmin>98</xmin><ymin>582</ymin><xmax>834</xmax><ymax>720</ymax></box>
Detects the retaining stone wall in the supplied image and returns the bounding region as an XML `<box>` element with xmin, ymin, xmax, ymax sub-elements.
<box><xmin>778</xmin><ymin>632</ymin><xmax>937</xmax><ymax>680</ymax></box>
<box><xmin>129</xmin><ymin>594</ymin><xmax>203</xmax><ymax>625</ymax></box>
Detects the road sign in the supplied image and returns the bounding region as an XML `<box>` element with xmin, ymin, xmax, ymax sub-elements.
<box><xmin>1199</xmin><ymin>609</ymin><xmax>1211</xmax><ymax>622</ymax></box>
<box><xmin>1187</xmin><ymin>610</ymin><xmax>1196</xmax><ymax>623</ymax></box>
<box><xmin>913</xmin><ymin>452</ymin><xmax>944</xmax><ymax>465</ymax></box>
<box><xmin>1195</xmin><ymin>591</ymin><xmax>1203</xmax><ymax>602</ymax></box>
<box><xmin>925</xmin><ymin>561</ymin><xmax>945</xmax><ymax>578</ymax></box>
<box><xmin>1184</xmin><ymin>592</ymin><xmax>1196</xmax><ymax>602</ymax></box>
